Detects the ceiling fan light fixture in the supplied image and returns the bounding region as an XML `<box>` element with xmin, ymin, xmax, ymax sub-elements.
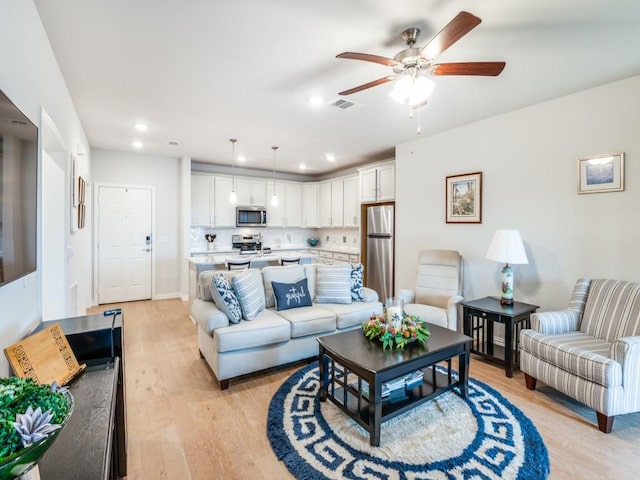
<box><xmin>389</xmin><ymin>74</ymin><xmax>435</xmax><ymax>107</ymax></box>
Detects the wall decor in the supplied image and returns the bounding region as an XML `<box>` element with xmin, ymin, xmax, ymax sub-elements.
<box><xmin>78</xmin><ymin>203</ymin><xmax>86</xmax><ymax>229</ymax></box>
<box><xmin>78</xmin><ymin>176</ymin><xmax>86</xmax><ymax>204</ymax></box>
<box><xmin>578</xmin><ymin>152</ymin><xmax>624</xmax><ymax>194</ymax></box>
<box><xmin>446</xmin><ymin>171</ymin><xmax>482</xmax><ymax>224</ymax></box>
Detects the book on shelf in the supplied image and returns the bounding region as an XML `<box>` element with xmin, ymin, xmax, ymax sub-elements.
<box><xmin>350</xmin><ymin>370</ymin><xmax>424</xmax><ymax>398</ymax></box>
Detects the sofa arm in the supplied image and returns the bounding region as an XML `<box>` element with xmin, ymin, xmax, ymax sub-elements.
<box><xmin>446</xmin><ymin>295</ymin><xmax>464</xmax><ymax>331</ymax></box>
<box><xmin>397</xmin><ymin>289</ymin><xmax>415</xmax><ymax>305</ymax></box>
<box><xmin>362</xmin><ymin>287</ymin><xmax>379</xmax><ymax>302</ymax></box>
<box><xmin>611</xmin><ymin>336</ymin><xmax>640</xmax><ymax>394</ymax></box>
<box><xmin>530</xmin><ymin>310</ymin><xmax>580</xmax><ymax>334</ymax></box>
<box><xmin>191</xmin><ymin>299</ymin><xmax>230</xmax><ymax>335</ymax></box>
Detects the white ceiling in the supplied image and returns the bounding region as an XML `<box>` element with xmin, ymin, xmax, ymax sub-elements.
<box><xmin>34</xmin><ymin>0</ymin><xmax>640</xmax><ymax>175</ymax></box>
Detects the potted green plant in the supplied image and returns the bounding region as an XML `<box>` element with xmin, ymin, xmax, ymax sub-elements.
<box><xmin>0</xmin><ymin>377</ymin><xmax>73</xmax><ymax>480</ymax></box>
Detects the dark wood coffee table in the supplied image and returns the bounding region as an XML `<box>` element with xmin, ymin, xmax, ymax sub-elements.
<box><xmin>317</xmin><ymin>324</ymin><xmax>472</xmax><ymax>446</ymax></box>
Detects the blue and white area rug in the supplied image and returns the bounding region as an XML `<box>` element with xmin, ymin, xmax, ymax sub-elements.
<box><xmin>267</xmin><ymin>362</ymin><xmax>549</xmax><ymax>479</ymax></box>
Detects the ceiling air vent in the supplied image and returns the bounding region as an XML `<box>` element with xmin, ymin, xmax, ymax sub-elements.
<box><xmin>330</xmin><ymin>98</ymin><xmax>359</xmax><ymax>111</ymax></box>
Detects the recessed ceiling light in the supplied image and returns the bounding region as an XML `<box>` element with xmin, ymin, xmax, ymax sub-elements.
<box><xmin>299</xmin><ymin>164</ymin><xmax>307</xmax><ymax>170</ymax></box>
<box><xmin>326</xmin><ymin>153</ymin><xmax>336</xmax><ymax>162</ymax></box>
<box><xmin>237</xmin><ymin>155</ymin><xmax>246</xmax><ymax>162</ymax></box>
<box><xmin>134</xmin><ymin>122</ymin><xmax>148</xmax><ymax>131</ymax></box>
<box><xmin>307</xmin><ymin>95</ymin><xmax>324</xmax><ymax>107</ymax></box>
<box><xmin>132</xmin><ymin>141</ymin><xmax>144</xmax><ymax>148</ymax></box>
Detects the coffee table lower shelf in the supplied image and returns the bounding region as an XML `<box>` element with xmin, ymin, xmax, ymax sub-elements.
<box><xmin>326</xmin><ymin>365</ymin><xmax>459</xmax><ymax>429</ymax></box>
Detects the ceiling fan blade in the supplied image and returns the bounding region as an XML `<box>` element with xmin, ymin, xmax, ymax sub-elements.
<box><xmin>420</xmin><ymin>11</ymin><xmax>482</xmax><ymax>61</ymax></box>
<box><xmin>336</xmin><ymin>52</ymin><xmax>399</xmax><ymax>67</ymax></box>
<box><xmin>430</xmin><ymin>62</ymin><xmax>506</xmax><ymax>76</ymax></box>
<box><xmin>338</xmin><ymin>76</ymin><xmax>396</xmax><ymax>96</ymax></box>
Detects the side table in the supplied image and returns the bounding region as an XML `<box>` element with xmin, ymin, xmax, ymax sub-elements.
<box><xmin>461</xmin><ymin>297</ymin><xmax>538</xmax><ymax>377</ymax></box>
<box><xmin>32</xmin><ymin>312</ymin><xmax>127</xmax><ymax>478</ymax></box>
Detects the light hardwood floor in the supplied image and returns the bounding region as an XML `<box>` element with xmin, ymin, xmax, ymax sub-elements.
<box><xmin>88</xmin><ymin>299</ymin><xmax>639</xmax><ymax>480</ymax></box>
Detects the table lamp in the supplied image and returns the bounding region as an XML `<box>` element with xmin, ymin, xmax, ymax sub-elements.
<box><xmin>485</xmin><ymin>230</ymin><xmax>529</xmax><ymax>305</ymax></box>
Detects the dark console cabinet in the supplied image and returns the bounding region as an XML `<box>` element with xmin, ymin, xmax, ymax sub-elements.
<box><xmin>32</xmin><ymin>313</ymin><xmax>127</xmax><ymax>479</ymax></box>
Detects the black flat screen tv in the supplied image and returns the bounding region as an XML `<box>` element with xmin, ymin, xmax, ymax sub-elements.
<box><xmin>0</xmin><ymin>89</ymin><xmax>38</xmax><ymax>287</ymax></box>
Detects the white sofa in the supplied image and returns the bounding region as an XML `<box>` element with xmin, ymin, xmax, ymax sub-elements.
<box><xmin>192</xmin><ymin>263</ymin><xmax>382</xmax><ymax>389</ymax></box>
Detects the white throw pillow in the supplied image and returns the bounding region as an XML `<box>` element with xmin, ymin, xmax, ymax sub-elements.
<box><xmin>232</xmin><ymin>270</ymin><xmax>266</xmax><ymax>321</ymax></box>
<box><xmin>314</xmin><ymin>264</ymin><xmax>353</xmax><ymax>304</ymax></box>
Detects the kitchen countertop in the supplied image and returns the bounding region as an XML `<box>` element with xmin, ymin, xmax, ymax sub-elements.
<box><xmin>187</xmin><ymin>252</ymin><xmax>316</xmax><ymax>265</ymax></box>
<box><xmin>190</xmin><ymin>244</ymin><xmax>360</xmax><ymax>256</ymax></box>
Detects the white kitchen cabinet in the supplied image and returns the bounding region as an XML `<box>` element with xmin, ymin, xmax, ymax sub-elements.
<box><xmin>212</xmin><ymin>176</ymin><xmax>235</xmax><ymax>227</ymax></box>
<box><xmin>266</xmin><ymin>181</ymin><xmax>286</xmax><ymax>226</ymax></box>
<box><xmin>191</xmin><ymin>174</ymin><xmax>214</xmax><ymax>225</ymax></box>
<box><xmin>359</xmin><ymin>162</ymin><xmax>395</xmax><ymax>203</ymax></box>
<box><xmin>342</xmin><ymin>175</ymin><xmax>359</xmax><ymax>227</ymax></box>
<box><xmin>331</xmin><ymin>179</ymin><xmax>344</xmax><ymax>227</ymax></box>
<box><xmin>302</xmin><ymin>183</ymin><xmax>319</xmax><ymax>227</ymax></box>
<box><xmin>284</xmin><ymin>182</ymin><xmax>302</xmax><ymax>227</ymax></box>
<box><xmin>266</xmin><ymin>181</ymin><xmax>301</xmax><ymax>227</ymax></box>
<box><xmin>236</xmin><ymin>178</ymin><xmax>267</xmax><ymax>206</ymax></box>
<box><xmin>319</xmin><ymin>181</ymin><xmax>333</xmax><ymax>227</ymax></box>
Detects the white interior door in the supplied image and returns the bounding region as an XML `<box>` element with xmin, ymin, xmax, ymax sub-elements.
<box><xmin>97</xmin><ymin>185</ymin><xmax>152</xmax><ymax>304</ymax></box>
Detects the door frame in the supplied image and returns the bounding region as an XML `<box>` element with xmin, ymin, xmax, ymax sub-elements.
<box><xmin>92</xmin><ymin>182</ymin><xmax>156</xmax><ymax>304</ymax></box>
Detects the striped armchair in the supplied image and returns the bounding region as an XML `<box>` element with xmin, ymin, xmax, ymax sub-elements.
<box><xmin>520</xmin><ymin>278</ymin><xmax>640</xmax><ymax>433</ymax></box>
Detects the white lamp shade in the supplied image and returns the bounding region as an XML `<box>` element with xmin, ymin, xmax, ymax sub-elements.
<box><xmin>485</xmin><ymin>230</ymin><xmax>529</xmax><ymax>265</ymax></box>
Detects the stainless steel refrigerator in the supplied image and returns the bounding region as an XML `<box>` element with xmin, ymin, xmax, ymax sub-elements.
<box><xmin>366</xmin><ymin>205</ymin><xmax>394</xmax><ymax>303</ymax></box>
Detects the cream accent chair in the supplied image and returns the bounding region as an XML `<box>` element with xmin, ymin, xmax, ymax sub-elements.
<box><xmin>398</xmin><ymin>249</ymin><xmax>463</xmax><ymax>331</ymax></box>
<box><xmin>520</xmin><ymin>278</ymin><xmax>640</xmax><ymax>433</ymax></box>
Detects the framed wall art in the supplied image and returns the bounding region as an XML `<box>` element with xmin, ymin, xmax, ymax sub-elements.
<box><xmin>446</xmin><ymin>171</ymin><xmax>482</xmax><ymax>224</ymax></box>
<box><xmin>578</xmin><ymin>152</ymin><xmax>624</xmax><ymax>194</ymax></box>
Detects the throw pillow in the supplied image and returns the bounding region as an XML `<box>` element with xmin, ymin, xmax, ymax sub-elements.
<box><xmin>272</xmin><ymin>278</ymin><xmax>313</xmax><ymax>311</ymax></box>
<box><xmin>210</xmin><ymin>274</ymin><xmax>242</xmax><ymax>324</ymax></box>
<box><xmin>314</xmin><ymin>264</ymin><xmax>353</xmax><ymax>304</ymax></box>
<box><xmin>351</xmin><ymin>263</ymin><xmax>364</xmax><ymax>302</ymax></box>
<box><xmin>232</xmin><ymin>270</ymin><xmax>266</xmax><ymax>321</ymax></box>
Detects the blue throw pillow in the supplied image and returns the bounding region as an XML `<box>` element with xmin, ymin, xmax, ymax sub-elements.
<box><xmin>351</xmin><ymin>264</ymin><xmax>364</xmax><ymax>302</ymax></box>
<box><xmin>272</xmin><ymin>278</ymin><xmax>313</xmax><ymax>311</ymax></box>
<box><xmin>211</xmin><ymin>274</ymin><xmax>243</xmax><ymax>323</ymax></box>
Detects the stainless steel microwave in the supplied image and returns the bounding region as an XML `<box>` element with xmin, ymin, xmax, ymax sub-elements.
<box><xmin>236</xmin><ymin>206</ymin><xmax>267</xmax><ymax>227</ymax></box>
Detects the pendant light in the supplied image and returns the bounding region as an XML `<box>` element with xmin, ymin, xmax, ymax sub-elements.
<box><xmin>271</xmin><ymin>145</ymin><xmax>279</xmax><ymax>207</ymax></box>
<box><xmin>229</xmin><ymin>138</ymin><xmax>238</xmax><ymax>204</ymax></box>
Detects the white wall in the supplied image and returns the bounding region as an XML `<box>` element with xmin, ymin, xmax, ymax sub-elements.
<box><xmin>91</xmin><ymin>149</ymin><xmax>182</xmax><ymax>299</ymax></box>
<box><xmin>396</xmin><ymin>75</ymin><xmax>640</xmax><ymax>311</ymax></box>
<box><xmin>0</xmin><ymin>1</ymin><xmax>90</xmax><ymax>375</ymax></box>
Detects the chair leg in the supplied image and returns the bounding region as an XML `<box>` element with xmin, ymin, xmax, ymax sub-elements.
<box><xmin>524</xmin><ymin>373</ymin><xmax>537</xmax><ymax>390</ymax></box>
<box><xmin>596</xmin><ymin>412</ymin><xmax>614</xmax><ymax>433</ymax></box>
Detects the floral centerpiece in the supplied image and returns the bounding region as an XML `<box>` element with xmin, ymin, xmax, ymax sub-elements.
<box><xmin>0</xmin><ymin>377</ymin><xmax>73</xmax><ymax>479</ymax></box>
<box><xmin>362</xmin><ymin>312</ymin><xmax>430</xmax><ymax>350</ymax></box>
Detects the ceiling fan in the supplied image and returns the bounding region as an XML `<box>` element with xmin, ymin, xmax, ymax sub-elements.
<box><xmin>336</xmin><ymin>11</ymin><xmax>505</xmax><ymax>107</ymax></box>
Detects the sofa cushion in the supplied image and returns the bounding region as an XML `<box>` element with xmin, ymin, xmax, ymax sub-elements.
<box><xmin>520</xmin><ymin>330</ymin><xmax>621</xmax><ymax>387</ymax></box>
<box><xmin>198</xmin><ymin>270</ymin><xmax>218</xmax><ymax>301</ymax></box>
<box><xmin>304</xmin><ymin>264</ymin><xmax>317</xmax><ymax>299</ymax></box>
<box><xmin>351</xmin><ymin>263</ymin><xmax>364</xmax><ymax>302</ymax></box>
<box><xmin>275</xmin><ymin>305</ymin><xmax>336</xmax><ymax>338</ymax></box>
<box><xmin>272</xmin><ymin>278</ymin><xmax>313</xmax><ymax>311</ymax></box>
<box><xmin>210</xmin><ymin>274</ymin><xmax>243</xmax><ymax>323</ymax></box>
<box><xmin>232</xmin><ymin>270</ymin><xmax>266</xmax><ymax>321</ymax></box>
<box><xmin>319</xmin><ymin>301</ymin><xmax>384</xmax><ymax>329</ymax></box>
<box><xmin>315</xmin><ymin>264</ymin><xmax>352</xmax><ymax>304</ymax></box>
<box><xmin>262</xmin><ymin>265</ymin><xmax>306</xmax><ymax>308</ymax></box>
<box><xmin>214</xmin><ymin>309</ymin><xmax>291</xmax><ymax>353</ymax></box>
